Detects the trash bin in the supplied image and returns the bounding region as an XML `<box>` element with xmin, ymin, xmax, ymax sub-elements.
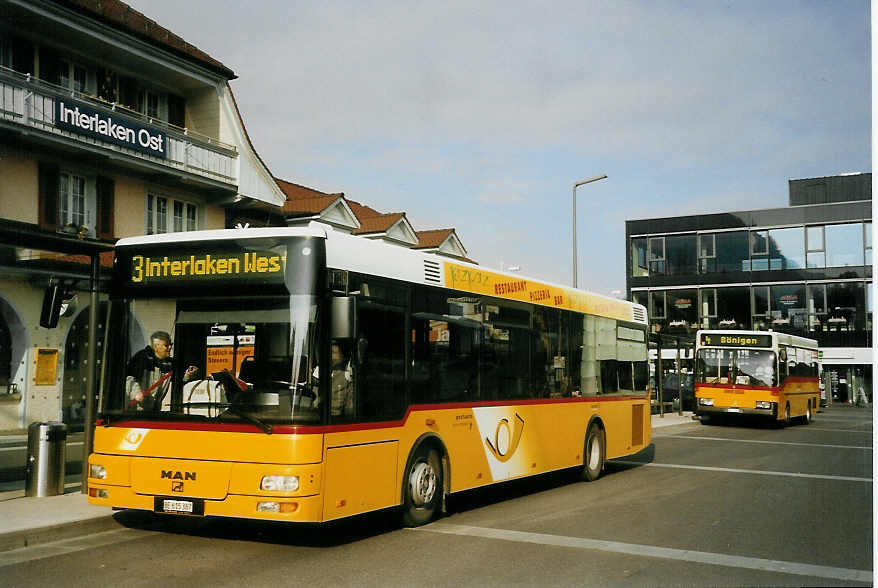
<box><xmin>25</xmin><ymin>421</ymin><xmax>67</xmax><ymax>497</ymax></box>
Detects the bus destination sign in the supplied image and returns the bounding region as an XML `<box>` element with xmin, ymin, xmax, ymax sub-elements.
<box><xmin>699</xmin><ymin>333</ymin><xmax>773</xmax><ymax>348</ymax></box>
<box><xmin>128</xmin><ymin>251</ymin><xmax>286</xmax><ymax>285</ymax></box>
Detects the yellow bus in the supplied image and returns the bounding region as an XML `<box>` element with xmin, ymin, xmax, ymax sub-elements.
<box><xmin>694</xmin><ymin>330</ymin><xmax>819</xmax><ymax>426</ymax></box>
<box><xmin>87</xmin><ymin>225</ymin><xmax>651</xmax><ymax>525</ymax></box>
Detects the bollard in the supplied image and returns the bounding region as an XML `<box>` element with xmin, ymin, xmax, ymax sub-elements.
<box><xmin>25</xmin><ymin>421</ymin><xmax>67</xmax><ymax>497</ymax></box>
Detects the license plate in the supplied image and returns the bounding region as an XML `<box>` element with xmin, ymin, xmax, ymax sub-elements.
<box><xmin>163</xmin><ymin>499</ymin><xmax>193</xmax><ymax>513</ymax></box>
<box><xmin>727</xmin><ymin>408</ymin><xmax>741</xmax><ymax>413</ymax></box>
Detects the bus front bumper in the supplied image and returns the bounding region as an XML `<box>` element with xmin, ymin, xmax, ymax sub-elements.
<box><xmin>87</xmin><ymin>485</ymin><xmax>325</xmax><ymax>522</ymax></box>
<box><xmin>695</xmin><ymin>401</ymin><xmax>777</xmax><ymax>418</ymax></box>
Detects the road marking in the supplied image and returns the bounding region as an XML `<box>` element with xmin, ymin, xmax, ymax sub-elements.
<box><xmin>0</xmin><ymin>527</ymin><xmax>152</xmax><ymax>568</ymax></box>
<box><xmin>668</xmin><ymin>435</ymin><xmax>871</xmax><ymax>450</ymax></box>
<box><xmin>616</xmin><ymin>461</ymin><xmax>872</xmax><ymax>482</ymax></box>
<box><xmin>807</xmin><ymin>427</ymin><xmax>873</xmax><ymax>434</ymax></box>
<box><xmin>415</xmin><ymin>523</ymin><xmax>872</xmax><ymax>583</ymax></box>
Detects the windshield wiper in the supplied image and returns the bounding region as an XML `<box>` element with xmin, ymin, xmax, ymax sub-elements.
<box><xmin>220</xmin><ymin>403</ymin><xmax>273</xmax><ymax>434</ymax></box>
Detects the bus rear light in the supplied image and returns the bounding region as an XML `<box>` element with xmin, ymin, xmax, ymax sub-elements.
<box><xmin>698</xmin><ymin>398</ymin><xmax>714</xmax><ymax>406</ymax></box>
<box><xmin>261</xmin><ymin>475</ymin><xmax>299</xmax><ymax>492</ymax></box>
<box><xmin>257</xmin><ymin>501</ymin><xmax>298</xmax><ymax>513</ymax></box>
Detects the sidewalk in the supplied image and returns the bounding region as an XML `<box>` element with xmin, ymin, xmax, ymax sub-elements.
<box><xmin>0</xmin><ymin>412</ymin><xmax>698</xmax><ymax>553</ymax></box>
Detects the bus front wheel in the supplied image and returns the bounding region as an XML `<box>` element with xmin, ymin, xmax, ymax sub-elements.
<box><xmin>401</xmin><ymin>446</ymin><xmax>443</xmax><ymax>527</ymax></box>
<box><xmin>581</xmin><ymin>423</ymin><xmax>605</xmax><ymax>482</ymax></box>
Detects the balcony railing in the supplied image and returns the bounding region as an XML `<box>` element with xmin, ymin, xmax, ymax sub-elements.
<box><xmin>0</xmin><ymin>66</ymin><xmax>237</xmax><ymax>185</ymax></box>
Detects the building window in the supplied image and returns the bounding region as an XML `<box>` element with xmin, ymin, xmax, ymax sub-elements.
<box><xmin>58</xmin><ymin>172</ymin><xmax>92</xmax><ymax>236</ymax></box>
<box><xmin>807</xmin><ymin>283</ymin><xmax>827</xmax><ymax>331</ymax></box>
<box><xmin>825</xmin><ymin>223</ymin><xmax>864</xmax><ymax>267</ymax></box>
<box><xmin>667</xmin><ymin>288</ymin><xmax>697</xmax><ymax>333</ymax></box>
<box><xmin>631</xmin><ymin>237</ymin><xmax>648</xmax><ymax>277</ymax></box>
<box><xmin>147</xmin><ymin>194</ymin><xmax>198</xmax><ymax>235</ymax></box>
<box><xmin>865</xmin><ymin>222</ymin><xmax>872</xmax><ymax>266</ymax></box>
<box><xmin>699</xmin><ymin>288</ymin><xmax>717</xmax><ymax>325</ymax></box>
<box><xmin>806</xmin><ymin>225</ymin><xmax>825</xmax><ymax>268</ymax></box>
<box><xmin>698</xmin><ymin>234</ymin><xmax>715</xmax><ymax>273</ymax></box>
<box><xmin>59</xmin><ymin>60</ymin><xmax>89</xmax><ymax>94</ymax></box>
<box><xmin>768</xmin><ymin>227</ymin><xmax>805</xmax><ymax>270</ymax></box>
<box><xmin>648</xmin><ymin>237</ymin><xmax>665</xmax><ymax>274</ymax></box>
<box><xmin>750</xmin><ymin>230</ymin><xmax>768</xmax><ymax>270</ymax></box>
<box><xmin>665</xmin><ymin>235</ymin><xmax>697</xmax><ymax>276</ymax></box>
<box><xmin>752</xmin><ymin>286</ymin><xmax>770</xmax><ymax>330</ymax></box>
<box><xmin>715</xmin><ymin>287</ymin><xmax>750</xmax><ymax>329</ymax></box>
<box><xmin>770</xmin><ymin>284</ymin><xmax>806</xmax><ymax>332</ymax></box>
<box><xmin>650</xmin><ymin>291</ymin><xmax>666</xmax><ymax>320</ymax></box>
<box><xmin>0</xmin><ymin>37</ymin><xmax>11</xmax><ymax>69</ymax></box>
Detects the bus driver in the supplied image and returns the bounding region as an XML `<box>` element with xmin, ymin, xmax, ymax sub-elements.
<box><xmin>126</xmin><ymin>331</ymin><xmax>198</xmax><ymax>410</ymax></box>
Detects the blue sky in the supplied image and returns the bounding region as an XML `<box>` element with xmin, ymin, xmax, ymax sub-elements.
<box><xmin>129</xmin><ymin>0</ymin><xmax>871</xmax><ymax>295</ymax></box>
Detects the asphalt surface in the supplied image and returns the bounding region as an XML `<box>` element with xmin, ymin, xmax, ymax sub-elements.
<box><xmin>0</xmin><ymin>406</ymin><xmax>871</xmax><ymax>587</ymax></box>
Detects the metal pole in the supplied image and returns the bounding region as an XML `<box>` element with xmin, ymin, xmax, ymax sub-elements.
<box><xmin>82</xmin><ymin>253</ymin><xmax>99</xmax><ymax>494</ymax></box>
<box><xmin>657</xmin><ymin>337</ymin><xmax>664</xmax><ymax>417</ymax></box>
<box><xmin>572</xmin><ymin>174</ymin><xmax>607</xmax><ymax>288</ymax></box>
<box><xmin>676</xmin><ymin>338</ymin><xmax>683</xmax><ymax>416</ymax></box>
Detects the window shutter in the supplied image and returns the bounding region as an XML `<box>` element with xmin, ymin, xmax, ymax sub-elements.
<box><xmin>95</xmin><ymin>176</ymin><xmax>115</xmax><ymax>240</ymax></box>
<box><xmin>38</xmin><ymin>162</ymin><xmax>59</xmax><ymax>231</ymax></box>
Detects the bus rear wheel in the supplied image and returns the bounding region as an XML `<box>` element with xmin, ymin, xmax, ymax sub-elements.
<box><xmin>581</xmin><ymin>423</ymin><xmax>605</xmax><ymax>482</ymax></box>
<box><xmin>401</xmin><ymin>446</ymin><xmax>443</xmax><ymax>527</ymax></box>
<box><xmin>801</xmin><ymin>403</ymin><xmax>812</xmax><ymax>425</ymax></box>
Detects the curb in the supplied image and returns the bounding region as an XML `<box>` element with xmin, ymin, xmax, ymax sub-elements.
<box><xmin>0</xmin><ymin>514</ymin><xmax>119</xmax><ymax>553</ymax></box>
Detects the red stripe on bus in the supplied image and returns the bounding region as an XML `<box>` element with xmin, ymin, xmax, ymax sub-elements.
<box><xmin>695</xmin><ymin>376</ymin><xmax>819</xmax><ymax>394</ymax></box>
<box><xmin>100</xmin><ymin>394</ymin><xmax>648</xmax><ymax>435</ymax></box>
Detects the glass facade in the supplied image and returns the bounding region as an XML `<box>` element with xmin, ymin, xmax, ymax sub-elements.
<box><xmin>630</xmin><ymin>222</ymin><xmax>869</xmax><ymax>277</ymax></box>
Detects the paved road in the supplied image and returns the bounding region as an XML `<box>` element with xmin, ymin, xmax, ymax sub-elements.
<box><xmin>0</xmin><ymin>406</ymin><xmax>871</xmax><ymax>586</ymax></box>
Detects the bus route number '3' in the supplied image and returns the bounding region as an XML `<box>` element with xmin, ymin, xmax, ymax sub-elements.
<box><xmin>485</xmin><ymin>413</ymin><xmax>525</xmax><ymax>463</ymax></box>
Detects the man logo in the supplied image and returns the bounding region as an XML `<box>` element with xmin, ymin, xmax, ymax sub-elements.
<box><xmin>161</xmin><ymin>470</ymin><xmax>196</xmax><ymax>481</ymax></box>
<box><xmin>485</xmin><ymin>413</ymin><xmax>525</xmax><ymax>462</ymax></box>
<box><xmin>171</xmin><ymin>481</ymin><xmax>184</xmax><ymax>493</ymax></box>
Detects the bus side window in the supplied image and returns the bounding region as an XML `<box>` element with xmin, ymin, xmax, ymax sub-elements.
<box><xmin>778</xmin><ymin>347</ymin><xmax>788</xmax><ymax>385</ymax></box>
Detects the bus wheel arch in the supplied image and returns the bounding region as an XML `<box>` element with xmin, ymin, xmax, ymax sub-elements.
<box><xmin>581</xmin><ymin>417</ymin><xmax>606</xmax><ymax>482</ymax></box>
<box><xmin>400</xmin><ymin>433</ymin><xmax>448</xmax><ymax>527</ymax></box>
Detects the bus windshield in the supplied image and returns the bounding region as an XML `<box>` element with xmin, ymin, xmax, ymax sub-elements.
<box><xmin>100</xmin><ymin>236</ymin><xmax>327</xmax><ymax>427</ymax></box>
<box><xmin>695</xmin><ymin>348</ymin><xmax>776</xmax><ymax>387</ymax></box>
<box><xmin>101</xmin><ymin>294</ymin><xmax>321</xmax><ymax>426</ymax></box>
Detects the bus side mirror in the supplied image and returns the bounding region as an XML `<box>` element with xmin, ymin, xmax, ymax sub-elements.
<box><xmin>330</xmin><ymin>296</ymin><xmax>356</xmax><ymax>339</ymax></box>
<box><xmin>39</xmin><ymin>281</ymin><xmax>66</xmax><ymax>328</ymax></box>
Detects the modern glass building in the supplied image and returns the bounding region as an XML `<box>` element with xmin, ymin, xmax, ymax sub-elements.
<box><xmin>625</xmin><ymin>173</ymin><xmax>872</xmax><ymax>402</ymax></box>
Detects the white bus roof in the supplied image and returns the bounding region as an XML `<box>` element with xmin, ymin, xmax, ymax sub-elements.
<box><xmin>115</xmin><ymin>223</ymin><xmax>648</xmax><ymax>325</ymax></box>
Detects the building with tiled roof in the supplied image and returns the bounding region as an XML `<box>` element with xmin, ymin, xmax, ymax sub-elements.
<box><xmin>0</xmin><ymin>0</ymin><xmax>284</xmax><ymax>430</ymax></box>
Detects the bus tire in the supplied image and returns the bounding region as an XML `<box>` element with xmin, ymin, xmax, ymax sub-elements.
<box><xmin>801</xmin><ymin>403</ymin><xmax>812</xmax><ymax>425</ymax></box>
<box><xmin>401</xmin><ymin>445</ymin><xmax>443</xmax><ymax>527</ymax></box>
<box><xmin>581</xmin><ymin>423</ymin><xmax>605</xmax><ymax>482</ymax></box>
<box><xmin>781</xmin><ymin>403</ymin><xmax>791</xmax><ymax>427</ymax></box>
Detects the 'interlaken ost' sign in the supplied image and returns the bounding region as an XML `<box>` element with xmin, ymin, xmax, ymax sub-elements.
<box><xmin>55</xmin><ymin>98</ymin><xmax>167</xmax><ymax>159</ymax></box>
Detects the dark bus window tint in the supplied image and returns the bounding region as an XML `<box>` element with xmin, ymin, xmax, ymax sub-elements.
<box><xmin>354</xmin><ymin>302</ymin><xmax>406</xmax><ymax>421</ymax></box>
<box><xmin>411</xmin><ymin>288</ymin><xmax>480</xmax><ymax>403</ymax></box>
<box><xmin>484</xmin><ymin>301</ymin><xmax>530</xmax><ymax>401</ymax></box>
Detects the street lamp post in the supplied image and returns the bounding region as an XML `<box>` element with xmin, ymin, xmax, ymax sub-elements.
<box><xmin>572</xmin><ymin>174</ymin><xmax>607</xmax><ymax>288</ymax></box>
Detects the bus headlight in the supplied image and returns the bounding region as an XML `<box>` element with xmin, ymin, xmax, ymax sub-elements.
<box><xmin>755</xmin><ymin>401</ymin><xmax>772</xmax><ymax>410</ymax></box>
<box><xmin>89</xmin><ymin>464</ymin><xmax>106</xmax><ymax>480</ymax></box>
<box><xmin>698</xmin><ymin>398</ymin><xmax>714</xmax><ymax>406</ymax></box>
<box><xmin>261</xmin><ymin>475</ymin><xmax>299</xmax><ymax>492</ymax></box>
